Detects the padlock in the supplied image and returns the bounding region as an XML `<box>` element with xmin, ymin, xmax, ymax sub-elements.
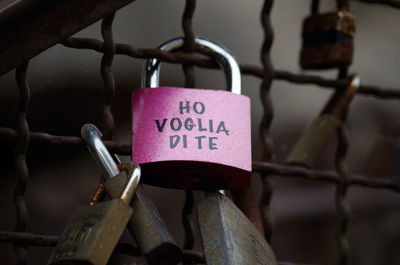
<box><xmin>300</xmin><ymin>1</ymin><xmax>355</xmax><ymax>69</ymax></box>
<box><xmin>286</xmin><ymin>74</ymin><xmax>360</xmax><ymax>167</ymax></box>
<box><xmin>197</xmin><ymin>191</ymin><xmax>278</xmax><ymax>265</ymax></box>
<box><xmin>132</xmin><ymin>37</ymin><xmax>251</xmax><ymax>190</ymax></box>
<box><xmin>81</xmin><ymin>124</ymin><xmax>182</xmax><ymax>265</ymax></box>
<box><xmin>47</xmin><ymin>161</ymin><xmax>140</xmax><ymax>265</ymax></box>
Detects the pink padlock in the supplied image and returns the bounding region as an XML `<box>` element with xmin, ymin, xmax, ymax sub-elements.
<box><xmin>132</xmin><ymin>37</ymin><xmax>251</xmax><ymax>190</ymax></box>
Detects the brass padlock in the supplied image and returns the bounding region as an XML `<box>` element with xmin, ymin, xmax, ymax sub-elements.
<box><xmin>81</xmin><ymin>124</ymin><xmax>182</xmax><ymax>265</ymax></box>
<box><xmin>286</xmin><ymin>74</ymin><xmax>360</xmax><ymax>167</ymax></box>
<box><xmin>197</xmin><ymin>191</ymin><xmax>277</xmax><ymax>265</ymax></box>
<box><xmin>47</xmin><ymin>162</ymin><xmax>140</xmax><ymax>265</ymax></box>
<box><xmin>300</xmin><ymin>2</ymin><xmax>355</xmax><ymax>69</ymax></box>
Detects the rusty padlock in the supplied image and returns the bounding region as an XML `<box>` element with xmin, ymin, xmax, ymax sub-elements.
<box><xmin>300</xmin><ymin>0</ymin><xmax>355</xmax><ymax>69</ymax></box>
<box><xmin>286</xmin><ymin>74</ymin><xmax>360</xmax><ymax>167</ymax></box>
<box><xmin>132</xmin><ymin>37</ymin><xmax>251</xmax><ymax>190</ymax></box>
<box><xmin>81</xmin><ymin>124</ymin><xmax>182</xmax><ymax>265</ymax></box>
<box><xmin>197</xmin><ymin>191</ymin><xmax>277</xmax><ymax>265</ymax></box>
<box><xmin>47</xmin><ymin>161</ymin><xmax>140</xmax><ymax>265</ymax></box>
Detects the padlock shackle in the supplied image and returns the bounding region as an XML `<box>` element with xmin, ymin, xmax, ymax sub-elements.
<box><xmin>120</xmin><ymin>163</ymin><xmax>141</xmax><ymax>203</ymax></box>
<box><xmin>81</xmin><ymin>124</ymin><xmax>120</xmax><ymax>177</ymax></box>
<box><xmin>81</xmin><ymin>124</ymin><xmax>141</xmax><ymax>202</ymax></box>
<box><xmin>142</xmin><ymin>37</ymin><xmax>241</xmax><ymax>95</ymax></box>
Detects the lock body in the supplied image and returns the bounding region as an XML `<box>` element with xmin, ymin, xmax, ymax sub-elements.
<box><xmin>48</xmin><ymin>161</ymin><xmax>140</xmax><ymax>265</ymax></box>
<box><xmin>286</xmin><ymin>75</ymin><xmax>360</xmax><ymax>167</ymax></box>
<box><xmin>47</xmin><ymin>199</ymin><xmax>132</xmax><ymax>265</ymax></box>
<box><xmin>197</xmin><ymin>192</ymin><xmax>277</xmax><ymax>265</ymax></box>
<box><xmin>300</xmin><ymin>11</ymin><xmax>355</xmax><ymax>69</ymax></box>
<box><xmin>286</xmin><ymin>114</ymin><xmax>340</xmax><ymax>167</ymax></box>
<box><xmin>132</xmin><ymin>86</ymin><xmax>251</xmax><ymax>190</ymax></box>
<box><xmin>82</xmin><ymin>125</ymin><xmax>182</xmax><ymax>265</ymax></box>
<box><xmin>105</xmin><ymin>171</ymin><xmax>182</xmax><ymax>265</ymax></box>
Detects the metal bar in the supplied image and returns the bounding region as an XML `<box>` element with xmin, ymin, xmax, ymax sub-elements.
<box><xmin>182</xmin><ymin>190</ymin><xmax>195</xmax><ymax>250</ymax></box>
<box><xmin>273</xmin><ymin>70</ymin><xmax>400</xmax><ymax>100</ymax></box>
<box><xmin>333</xmin><ymin>40</ymin><xmax>351</xmax><ymax>265</ymax></box>
<box><xmin>0</xmin><ymin>127</ymin><xmax>130</xmax><ymax>155</ymax></box>
<box><xmin>259</xmin><ymin>0</ymin><xmax>275</xmax><ymax>243</ymax></box>
<box><xmin>0</xmin><ymin>231</ymin><xmax>201</xmax><ymax>263</ymax></box>
<box><xmin>0</xmin><ymin>0</ymin><xmax>135</xmax><ymax>76</ymax></box>
<box><xmin>100</xmin><ymin>13</ymin><xmax>116</xmax><ymax>140</ymax></box>
<box><xmin>0</xmin><ymin>231</ymin><xmax>57</xmax><ymax>247</ymax></box>
<box><xmin>352</xmin><ymin>0</ymin><xmax>400</xmax><ymax>8</ymax></box>
<box><xmin>181</xmin><ymin>0</ymin><xmax>197</xmax><ymax>88</ymax></box>
<box><xmin>2</xmin><ymin>124</ymin><xmax>399</xmax><ymax>192</ymax></box>
<box><xmin>13</xmin><ymin>62</ymin><xmax>31</xmax><ymax>265</ymax></box>
<box><xmin>0</xmin><ymin>232</ymin><xmax>141</xmax><ymax>256</ymax></box>
<box><xmin>181</xmin><ymin>0</ymin><xmax>197</xmax><ymax>254</ymax></box>
<box><xmin>335</xmin><ymin>124</ymin><xmax>351</xmax><ymax>265</ymax></box>
<box><xmin>61</xmin><ymin>38</ymin><xmax>400</xmax><ymax>100</ymax></box>
<box><xmin>252</xmin><ymin>161</ymin><xmax>400</xmax><ymax>192</ymax></box>
<box><xmin>0</xmin><ymin>229</ymin><xmax>316</xmax><ymax>265</ymax></box>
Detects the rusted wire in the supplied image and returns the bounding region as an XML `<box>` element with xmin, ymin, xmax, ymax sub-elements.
<box><xmin>273</xmin><ymin>70</ymin><xmax>400</xmax><ymax>100</ymax></box>
<box><xmin>181</xmin><ymin>0</ymin><xmax>197</xmax><ymax>254</ymax></box>
<box><xmin>61</xmin><ymin>38</ymin><xmax>400</xmax><ymax>100</ymax></box>
<box><xmin>13</xmin><ymin>62</ymin><xmax>30</xmax><ymax>265</ymax></box>
<box><xmin>259</xmin><ymin>0</ymin><xmax>275</xmax><ymax>243</ymax></box>
<box><xmin>0</xmin><ymin>231</ymin><xmax>312</xmax><ymax>265</ymax></box>
<box><xmin>252</xmin><ymin>161</ymin><xmax>400</xmax><ymax>192</ymax></box>
<box><xmin>100</xmin><ymin>13</ymin><xmax>116</xmax><ymax>140</ymax></box>
<box><xmin>331</xmin><ymin>35</ymin><xmax>350</xmax><ymax>264</ymax></box>
<box><xmin>1</xmin><ymin>126</ymin><xmax>399</xmax><ymax>191</ymax></box>
<box><xmin>337</xmin><ymin>0</ymin><xmax>350</xmax><ymax>10</ymax></box>
<box><xmin>0</xmin><ymin>231</ymin><xmax>203</xmax><ymax>262</ymax></box>
<box><xmin>0</xmin><ymin>231</ymin><xmax>58</xmax><ymax>247</ymax></box>
<box><xmin>333</xmin><ymin>44</ymin><xmax>351</xmax><ymax>265</ymax></box>
<box><xmin>0</xmin><ymin>1</ymin><xmax>399</xmax><ymax>264</ymax></box>
<box><xmin>0</xmin><ymin>127</ymin><xmax>131</xmax><ymax>154</ymax></box>
<box><xmin>311</xmin><ymin>0</ymin><xmax>320</xmax><ymax>15</ymax></box>
<box><xmin>354</xmin><ymin>0</ymin><xmax>400</xmax><ymax>8</ymax></box>
<box><xmin>182</xmin><ymin>190</ymin><xmax>195</xmax><ymax>250</ymax></box>
<box><xmin>181</xmin><ymin>0</ymin><xmax>196</xmax><ymax>88</ymax></box>
<box><xmin>335</xmin><ymin>123</ymin><xmax>351</xmax><ymax>265</ymax></box>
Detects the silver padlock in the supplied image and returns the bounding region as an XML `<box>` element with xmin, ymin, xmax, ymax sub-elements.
<box><xmin>81</xmin><ymin>124</ymin><xmax>182</xmax><ymax>265</ymax></box>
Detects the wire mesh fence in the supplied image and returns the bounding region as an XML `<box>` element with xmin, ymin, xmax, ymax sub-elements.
<box><xmin>0</xmin><ymin>0</ymin><xmax>399</xmax><ymax>264</ymax></box>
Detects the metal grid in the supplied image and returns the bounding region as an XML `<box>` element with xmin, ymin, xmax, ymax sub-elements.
<box><xmin>0</xmin><ymin>0</ymin><xmax>399</xmax><ymax>264</ymax></box>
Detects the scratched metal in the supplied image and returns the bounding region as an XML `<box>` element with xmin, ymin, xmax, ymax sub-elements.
<box><xmin>0</xmin><ymin>0</ymin><xmax>136</xmax><ymax>76</ymax></box>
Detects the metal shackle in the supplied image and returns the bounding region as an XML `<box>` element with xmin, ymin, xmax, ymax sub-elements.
<box><xmin>81</xmin><ymin>124</ymin><xmax>141</xmax><ymax>203</ymax></box>
<box><xmin>141</xmin><ymin>37</ymin><xmax>242</xmax><ymax>95</ymax></box>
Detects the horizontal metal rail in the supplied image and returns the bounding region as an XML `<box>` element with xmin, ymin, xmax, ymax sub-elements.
<box><xmin>0</xmin><ymin>0</ymin><xmax>135</xmax><ymax>76</ymax></box>
<box><xmin>61</xmin><ymin>37</ymin><xmax>400</xmax><ymax>100</ymax></box>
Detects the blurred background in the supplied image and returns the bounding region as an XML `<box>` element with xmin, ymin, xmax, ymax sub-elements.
<box><xmin>0</xmin><ymin>0</ymin><xmax>399</xmax><ymax>264</ymax></box>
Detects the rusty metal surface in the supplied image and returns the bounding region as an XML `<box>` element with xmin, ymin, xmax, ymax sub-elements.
<box><xmin>13</xmin><ymin>63</ymin><xmax>30</xmax><ymax>265</ymax></box>
<box><xmin>259</xmin><ymin>0</ymin><xmax>275</xmax><ymax>243</ymax></box>
<box><xmin>180</xmin><ymin>2</ymin><xmax>197</xmax><ymax>258</ymax></box>
<box><xmin>252</xmin><ymin>161</ymin><xmax>400</xmax><ymax>192</ymax></box>
<box><xmin>0</xmin><ymin>0</ymin><xmax>399</xmax><ymax>264</ymax></box>
<box><xmin>0</xmin><ymin>0</ymin><xmax>135</xmax><ymax>76</ymax></box>
<box><xmin>61</xmin><ymin>38</ymin><xmax>400</xmax><ymax>100</ymax></box>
